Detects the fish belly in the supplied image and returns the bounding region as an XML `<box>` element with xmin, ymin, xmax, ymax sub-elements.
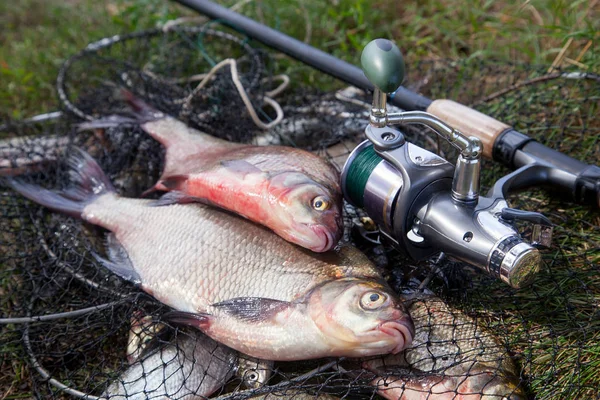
<box><xmin>82</xmin><ymin>194</ymin><xmax>321</xmax><ymax>312</ymax></box>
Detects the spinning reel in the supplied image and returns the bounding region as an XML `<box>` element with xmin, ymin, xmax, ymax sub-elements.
<box><xmin>341</xmin><ymin>39</ymin><xmax>553</xmax><ymax>288</ymax></box>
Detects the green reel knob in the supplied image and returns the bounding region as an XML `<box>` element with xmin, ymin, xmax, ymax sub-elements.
<box><xmin>360</xmin><ymin>39</ymin><xmax>405</xmax><ymax>93</ymax></box>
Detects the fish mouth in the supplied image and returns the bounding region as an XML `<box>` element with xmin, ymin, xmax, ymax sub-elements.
<box><xmin>308</xmin><ymin>225</ymin><xmax>336</xmax><ymax>252</ymax></box>
<box><xmin>379</xmin><ymin>318</ymin><xmax>415</xmax><ymax>354</ymax></box>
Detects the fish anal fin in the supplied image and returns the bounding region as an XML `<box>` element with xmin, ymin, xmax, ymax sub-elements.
<box><xmin>211</xmin><ymin>297</ymin><xmax>291</xmax><ymax>323</ymax></box>
<box><xmin>163</xmin><ymin>310</ymin><xmax>212</xmax><ymax>330</ymax></box>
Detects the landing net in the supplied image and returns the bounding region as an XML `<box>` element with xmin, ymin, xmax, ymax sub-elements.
<box><xmin>1</xmin><ymin>24</ymin><xmax>598</xmax><ymax>400</ymax></box>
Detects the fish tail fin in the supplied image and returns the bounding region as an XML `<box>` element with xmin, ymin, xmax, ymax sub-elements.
<box><xmin>120</xmin><ymin>89</ymin><xmax>161</xmax><ymax>119</ymax></box>
<box><xmin>77</xmin><ymin>89</ymin><xmax>165</xmax><ymax>132</ymax></box>
<box><xmin>5</xmin><ymin>148</ymin><xmax>114</xmax><ymax>218</ymax></box>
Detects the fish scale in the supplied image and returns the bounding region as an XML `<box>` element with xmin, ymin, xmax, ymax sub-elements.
<box><xmin>363</xmin><ymin>293</ymin><xmax>525</xmax><ymax>399</ymax></box>
<box><xmin>84</xmin><ymin>193</ymin><xmax>378</xmax><ymax>309</ymax></box>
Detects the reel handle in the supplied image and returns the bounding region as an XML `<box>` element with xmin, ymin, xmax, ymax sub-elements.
<box><xmin>360</xmin><ymin>39</ymin><xmax>405</xmax><ymax>94</ymax></box>
<box><xmin>360</xmin><ymin>38</ymin><xmax>481</xmax><ymax>204</ymax></box>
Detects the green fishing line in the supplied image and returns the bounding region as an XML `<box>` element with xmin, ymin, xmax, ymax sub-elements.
<box><xmin>345</xmin><ymin>145</ymin><xmax>382</xmax><ymax>208</ymax></box>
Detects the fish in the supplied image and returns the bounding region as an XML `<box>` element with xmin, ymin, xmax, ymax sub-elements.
<box><xmin>79</xmin><ymin>93</ymin><xmax>343</xmax><ymax>252</ymax></box>
<box><xmin>248</xmin><ymin>391</ymin><xmax>341</xmax><ymax>400</ymax></box>
<box><xmin>126</xmin><ymin>311</ymin><xmax>165</xmax><ymax>364</ymax></box>
<box><xmin>361</xmin><ymin>291</ymin><xmax>526</xmax><ymax>400</ymax></box>
<box><xmin>125</xmin><ymin>312</ymin><xmax>273</xmax><ymax>389</ymax></box>
<box><xmin>237</xmin><ymin>355</ymin><xmax>274</xmax><ymax>389</ymax></box>
<box><xmin>5</xmin><ymin>148</ymin><xmax>414</xmax><ymax>361</ymax></box>
<box><xmin>104</xmin><ymin>331</ymin><xmax>237</xmax><ymax>399</ymax></box>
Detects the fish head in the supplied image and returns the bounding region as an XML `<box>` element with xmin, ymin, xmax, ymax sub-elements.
<box><xmin>236</xmin><ymin>356</ymin><xmax>273</xmax><ymax>389</ymax></box>
<box><xmin>267</xmin><ymin>172</ymin><xmax>342</xmax><ymax>252</ymax></box>
<box><xmin>307</xmin><ymin>278</ymin><xmax>414</xmax><ymax>357</ymax></box>
<box><xmin>457</xmin><ymin>369</ymin><xmax>528</xmax><ymax>399</ymax></box>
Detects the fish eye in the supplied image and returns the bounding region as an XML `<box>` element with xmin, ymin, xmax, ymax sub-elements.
<box><xmin>246</xmin><ymin>371</ymin><xmax>258</xmax><ymax>382</ymax></box>
<box><xmin>311</xmin><ymin>196</ymin><xmax>330</xmax><ymax>211</ymax></box>
<box><xmin>359</xmin><ymin>291</ymin><xmax>388</xmax><ymax>310</ymax></box>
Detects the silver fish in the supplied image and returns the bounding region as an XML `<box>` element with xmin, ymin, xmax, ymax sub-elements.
<box><xmin>80</xmin><ymin>93</ymin><xmax>343</xmax><ymax>253</ymax></box>
<box><xmin>6</xmin><ymin>148</ymin><xmax>414</xmax><ymax>361</ymax></box>
<box><xmin>237</xmin><ymin>355</ymin><xmax>274</xmax><ymax>389</ymax></box>
<box><xmin>125</xmin><ymin>312</ymin><xmax>272</xmax><ymax>389</ymax></box>
<box><xmin>126</xmin><ymin>311</ymin><xmax>165</xmax><ymax>364</ymax></box>
<box><xmin>363</xmin><ymin>291</ymin><xmax>526</xmax><ymax>400</ymax></box>
<box><xmin>104</xmin><ymin>331</ymin><xmax>237</xmax><ymax>399</ymax></box>
<box><xmin>249</xmin><ymin>391</ymin><xmax>340</xmax><ymax>400</ymax></box>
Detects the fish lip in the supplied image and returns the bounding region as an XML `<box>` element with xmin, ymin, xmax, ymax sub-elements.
<box><xmin>378</xmin><ymin>318</ymin><xmax>414</xmax><ymax>354</ymax></box>
<box><xmin>307</xmin><ymin>224</ymin><xmax>335</xmax><ymax>252</ymax></box>
<box><xmin>308</xmin><ymin>212</ymin><xmax>342</xmax><ymax>252</ymax></box>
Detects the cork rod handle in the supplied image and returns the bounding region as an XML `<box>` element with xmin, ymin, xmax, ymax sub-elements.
<box><xmin>427</xmin><ymin>100</ymin><xmax>510</xmax><ymax>159</ymax></box>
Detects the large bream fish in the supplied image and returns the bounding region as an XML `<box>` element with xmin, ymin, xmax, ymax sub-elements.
<box><xmin>80</xmin><ymin>94</ymin><xmax>343</xmax><ymax>252</ymax></box>
<box><xmin>6</xmin><ymin>149</ymin><xmax>414</xmax><ymax>361</ymax></box>
<box><xmin>362</xmin><ymin>291</ymin><xmax>526</xmax><ymax>400</ymax></box>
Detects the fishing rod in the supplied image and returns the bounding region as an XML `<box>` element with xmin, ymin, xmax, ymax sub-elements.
<box><xmin>168</xmin><ymin>0</ymin><xmax>600</xmax><ymax>288</ymax></box>
<box><xmin>173</xmin><ymin>0</ymin><xmax>600</xmax><ymax>209</ymax></box>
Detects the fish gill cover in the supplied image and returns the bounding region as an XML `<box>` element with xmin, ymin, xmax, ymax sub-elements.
<box><xmin>0</xmin><ymin>24</ymin><xmax>599</xmax><ymax>400</ymax></box>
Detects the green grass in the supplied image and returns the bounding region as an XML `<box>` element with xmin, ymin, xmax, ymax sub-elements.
<box><xmin>1</xmin><ymin>0</ymin><xmax>598</xmax><ymax>119</ymax></box>
<box><xmin>0</xmin><ymin>0</ymin><xmax>189</xmax><ymax>119</ymax></box>
<box><xmin>1</xmin><ymin>0</ymin><xmax>599</xmax><ymax>399</ymax></box>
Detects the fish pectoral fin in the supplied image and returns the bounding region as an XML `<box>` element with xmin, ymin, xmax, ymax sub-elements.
<box><xmin>158</xmin><ymin>175</ymin><xmax>189</xmax><ymax>191</ymax></box>
<box><xmin>221</xmin><ymin>160</ymin><xmax>264</xmax><ymax>178</ymax></box>
<box><xmin>140</xmin><ymin>185</ymin><xmax>158</xmax><ymax>198</ymax></box>
<box><xmin>162</xmin><ymin>310</ymin><xmax>212</xmax><ymax>330</ymax></box>
<box><xmin>211</xmin><ymin>297</ymin><xmax>291</xmax><ymax>323</ymax></box>
<box><xmin>149</xmin><ymin>191</ymin><xmax>204</xmax><ymax>207</ymax></box>
<box><xmin>150</xmin><ymin>191</ymin><xmax>231</xmax><ymax>213</ymax></box>
<box><xmin>92</xmin><ymin>250</ymin><xmax>141</xmax><ymax>285</ymax></box>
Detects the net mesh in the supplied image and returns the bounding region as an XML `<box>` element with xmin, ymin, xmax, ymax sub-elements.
<box><xmin>1</xmin><ymin>24</ymin><xmax>599</xmax><ymax>400</ymax></box>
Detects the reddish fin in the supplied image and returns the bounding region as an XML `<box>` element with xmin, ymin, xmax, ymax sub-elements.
<box><xmin>149</xmin><ymin>191</ymin><xmax>204</xmax><ymax>207</ymax></box>
<box><xmin>140</xmin><ymin>185</ymin><xmax>158</xmax><ymax>198</ymax></box>
<box><xmin>121</xmin><ymin>89</ymin><xmax>160</xmax><ymax>117</ymax></box>
<box><xmin>157</xmin><ymin>175</ymin><xmax>188</xmax><ymax>191</ymax></box>
<box><xmin>163</xmin><ymin>310</ymin><xmax>212</xmax><ymax>330</ymax></box>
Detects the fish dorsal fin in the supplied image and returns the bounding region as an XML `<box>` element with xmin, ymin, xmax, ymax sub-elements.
<box><xmin>211</xmin><ymin>297</ymin><xmax>291</xmax><ymax>323</ymax></box>
<box><xmin>221</xmin><ymin>160</ymin><xmax>264</xmax><ymax>177</ymax></box>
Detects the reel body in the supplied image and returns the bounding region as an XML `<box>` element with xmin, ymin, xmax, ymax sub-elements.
<box><xmin>341</xmin><ymin>39</ymin><xmax>553</xmax><ymax>288</ymax></box>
